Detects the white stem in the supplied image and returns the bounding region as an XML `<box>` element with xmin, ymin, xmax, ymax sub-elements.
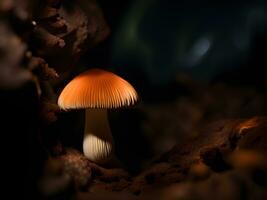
<box><xmin>83</xmin><ymin>109</ymin><xmax>114</xmax><ymax>164</ymax></box>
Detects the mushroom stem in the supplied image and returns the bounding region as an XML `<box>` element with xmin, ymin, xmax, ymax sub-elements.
<box><xmin>83</xmin><ymin>109</ymin><xmax>114</xmax><ymax>164</ymax></box>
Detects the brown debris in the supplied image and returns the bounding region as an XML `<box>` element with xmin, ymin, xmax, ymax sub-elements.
<box><xmin>39</xmin><ymin>158</ymin><xmax>72</xmax><ymax>197</ymax></box>
<box><xmin>78</xmin><ymin>116</ymin><xmax>267</xmax><ymax>195</ymax></box>
<box><xmin>228</xmin><ymin>150</ymin><xmax>267</xmax><ymax>171</ymax></box>
<box><xmin>29</xmin><ymin>56</ymin><xmax>59</xmax><ymax>80</ymax></box>
<box><xmin>75</xmin><ymin>191</ymin><xmax>141</xmax><ymax>200</ymax></box>
<box><xmin>59</xmin><ymin>149</ymin><xmax>130</xmax><ymax>190</ymax></box>
<box><xmin>32</xmin><ymin>0</ymin><xmax>110</xmax><ymax>73</ymax></box>
<box><xmin>90</xmin><ymin>163</ymin><xmax>129</xmax><ymax>183</ymax></box>
<box><xmin>34</xmin><ymin>26</ymin><xmax>66</xmax><ymax>48</ymax></box>
<box><xmin>188</xmin><ymin>162</ymin><xmax>211</xmax><ymax>181</ymax></box>
<box><xmin>129</xmin><ymin>162</ymin><xmax>185</xmax><ymax>195</ymax></box>
<box><xmin>62</xmin><ymin>115</ymin><xmax>267</xmax><ymax>199</ymax></box>
<box><xmin>162</xmin><ymin>170</ymin><xmax>267</xmax><ymax>200</ymax></box>
<box><xmin>59</xmin><ymin>149</ymin><xmax>92</xmax><ymax>189</ymax></box>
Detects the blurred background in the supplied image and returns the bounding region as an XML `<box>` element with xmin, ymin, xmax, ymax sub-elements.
<box><xmin>77</xmin><ymin>0</ymin><xmax>267</xmax><ymax>172</ymax></box>
<box><xmin>90</xmin><ymin>0</ymin><xmax>267</xmax><ymax>85</ymax></box>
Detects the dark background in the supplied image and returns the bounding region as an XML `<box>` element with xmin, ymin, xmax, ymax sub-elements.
<box><xmin>76</xmin><ymin>0</ymin><xmax>267</xmax><ymax>172</ymax></box>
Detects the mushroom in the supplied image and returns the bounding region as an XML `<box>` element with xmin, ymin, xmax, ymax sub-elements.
<box><xmin>58</xmin><ymin>68</ymin><xmax>138</xmax><ymax>164</ymax></box>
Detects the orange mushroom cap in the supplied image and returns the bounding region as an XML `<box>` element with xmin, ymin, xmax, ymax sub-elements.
<box><xmin>58</xmin><ymin>68</ymin><xmax>138</xmax><ymax>110</ymax></box>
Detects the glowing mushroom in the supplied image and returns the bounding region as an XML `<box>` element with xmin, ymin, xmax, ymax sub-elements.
<box><xmin>58</xmin><ymin>68</ymin><xmax>138</xmax><ymax>164</ymax></box>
